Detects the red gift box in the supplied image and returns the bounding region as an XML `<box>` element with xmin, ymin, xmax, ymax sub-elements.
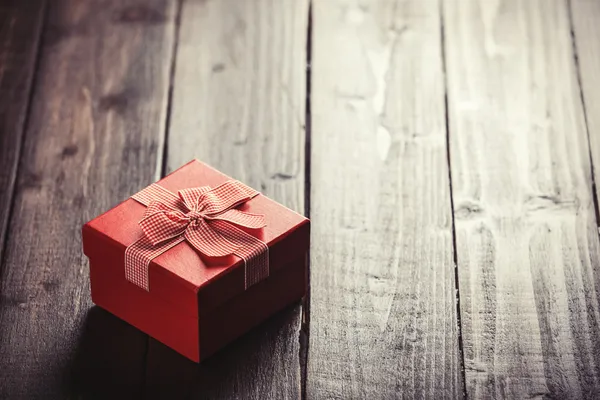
<box><xmin>82</xmin><ymin>160</ymin><xmax>310</xmax><ymax>362</ymax></box>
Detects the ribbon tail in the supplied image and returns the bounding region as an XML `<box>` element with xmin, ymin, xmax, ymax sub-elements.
<box><xmin>125</xmin><ymin>235</ymin><xmax>185</xmax><ymax>291</ymax></box>
<box><xmin>207</xmin><ymin>209</ymin><xmax>266</xmax><ymax>229</ymax></box>
<box><xmin>199</xmin><ymin>181</ymin><xmax>260</xmax><ymax>216</ymax></box>
<box><xmin>209</xmin><ymin>220</ymin><xmax>269</xmax><ymax>288</ymax></box>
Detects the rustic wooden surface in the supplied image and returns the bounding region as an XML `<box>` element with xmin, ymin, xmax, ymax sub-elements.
<box><xmin>308</xmin><ymin>0</ymin><xmax>462</xmax><ymax>398</ymax></box>
<box><xmin>572</xmin><ymin>0</ymin><xmax>600</xmax><ymax>218</ymax></box>
<box><xmin>1</xmin><ymin>0</ymin><xmax>600</xmax><ymax>399</ymax></box>
<box><xmin>145</xmin><ymin>0</ymin><xmax>309</xmax><ymax>398</ymax></box>
<box><xmin>445</xmin><ymin>0</ymin><xmax>600</xmax><ymax>398</ymax></box>
<box><xmin>0</xmin><ymin>0</ymin><xmax>176</xmax><ymax>397</ymax></box>
<box><xmin>0</xmin><ymin>0</ymin><xmax>46</xmax><ymax>264</ymax></box>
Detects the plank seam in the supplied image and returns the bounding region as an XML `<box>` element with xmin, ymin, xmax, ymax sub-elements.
<box><xmin>439</xmin><ymin>0</ymin><xmax>468</xmax><ymax>397</ymax></box>
<box><xmin>0</xmin><ymin>0</ymin><xmax>48</xmax><ymax>278</ymax></box>
<box><xmin>159</xmin><ymin>0</ymin><xmax>184</xmax><ymax>179</ymax></box>
<box><xmin>567</xmin><ymin>0</ymin><xmax>600</xmax><ymax>233</ymax></box>
<box><xmin>300</xmin><ymin>2</ymin><xmax>312</xmax><ymax>400</ymax></box>
<box><xmin>142</xmin><ymin>0</ymin><xmax>184</xmax><ymax>397</ymax></box>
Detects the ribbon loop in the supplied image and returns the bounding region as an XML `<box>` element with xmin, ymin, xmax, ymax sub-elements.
<box><xmin>197</xmin><ymin>181</ymin><xmax>259</xmax><ymax>216</ymax></box>
<box><xmin>139</xmin><ymin>202</ymin><xmax>189</xmax><ymax>245</ymax></box>
<box><xmin>126</xmin><ymin>180</ymin><xmax>269</xmax><ymax>291</ymax></box>
<box><xmin>178</xmin><ymin>186</ymin><xmax>212</xmax><ymax>211</ymax></box>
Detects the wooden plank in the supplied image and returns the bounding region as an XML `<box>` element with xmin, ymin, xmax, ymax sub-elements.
<box><xmin>444</xmin><ymin>0</ymin><xmax>600</xmax><ymax>398</ymax></box>
<box><xmin>572</xmin><ymin>0</ymin><xmax>600</xmax><ymax>225</ymax></box>
<box><xmin>0</xmin><ymin>0</ymin><xmax>45</xmax><ymax>263</ymax></box>
<box><xmin>144</xmin><ymin>0</ymin><xmax>309</xmax><ymax>398</ymax></box>
<box><xmin>0</xmin><ymin>0</ymin><xmax>176</xmax><ymax>397</ymax></box>
<box><xmin>308</xmin><ymin>0</ymin><xmax>462</xmax><ymax>398</ymax></box>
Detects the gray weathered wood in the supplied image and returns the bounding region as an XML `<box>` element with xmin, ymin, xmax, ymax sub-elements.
<box><xmin>144</xmin><ymin>0</ymin><xmax>309</xmax><ymax>398</ymax></box>
<box><xmin>308</xmin><ymin>0</ymin><xmax>463</xmax><ymax>398</ymax></box>
<box><xmin>444</xmin><ymin>0</ymin><xmax>600</xmax><ymax>397</ymax></box>
<box><xmin>0</xmin><ymin>0</ymin><xmax>176</xmax><ymax>397</ymax></box>
<box><xmin>0</xmin><ymin>0</ymin><xmax>45</xmax><ymax>263</ymax></box>
<box><xmin>572</xmin><ymin>0</ymin><xmax>600</xmax><ymax>224</ymax></box>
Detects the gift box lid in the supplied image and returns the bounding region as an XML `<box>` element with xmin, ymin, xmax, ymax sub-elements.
<box><xmin>82</xmin><ymin>160</ymin><xmax>310</xmax><ymax>318</ymax></box>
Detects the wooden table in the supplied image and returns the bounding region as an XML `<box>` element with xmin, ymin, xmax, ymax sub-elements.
<box><xmin>1</xmin><ymin>0</ymin><xmax>599</xmax><ymax>398</ymax></box>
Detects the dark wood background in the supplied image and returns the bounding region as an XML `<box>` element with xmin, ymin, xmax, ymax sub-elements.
<box><xmin>1</xmin><ymin>0</ymin><xmax>599</xmax><ymax>399</ymax></box>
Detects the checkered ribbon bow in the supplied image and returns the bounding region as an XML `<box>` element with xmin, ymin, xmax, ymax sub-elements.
<box><xmin>125</xmin><ymin>180</ymin><xmax>269</xmax><ymax>291</ymax></box>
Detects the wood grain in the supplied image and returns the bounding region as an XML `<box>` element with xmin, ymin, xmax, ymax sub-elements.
<box><xmin>144</xmin><ymin>0</ymin><xmax>309</xmax><ymax>398</ymax></box>
<box><xmin>308</xmin><ymin>0</ymin><xmax>463</xmax><ymax>398</ymax></box>
<box><xmin>0</xmin><ymin>0</ymin><xmax>45</xmax><ymax>264</ymax></box>
<box><xmin>0</xmin><ymin>0</ymin><xmax>176</xmax><ymax>397</ymax></box>
<box><xmin>444</xmin><ymin>0</ymin><xmax>600</xmax><ymax>397</ymax></box>
<box><xmin>571</xmin><ymin>0</ymin><xmax>600</xmax><ymax>226</ymax></box>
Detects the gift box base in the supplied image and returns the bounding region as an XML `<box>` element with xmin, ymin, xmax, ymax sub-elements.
<box><xmin>90</xmin><ymin>256</ymin><xmax>307</xmax><ymax>362</ymax></box>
